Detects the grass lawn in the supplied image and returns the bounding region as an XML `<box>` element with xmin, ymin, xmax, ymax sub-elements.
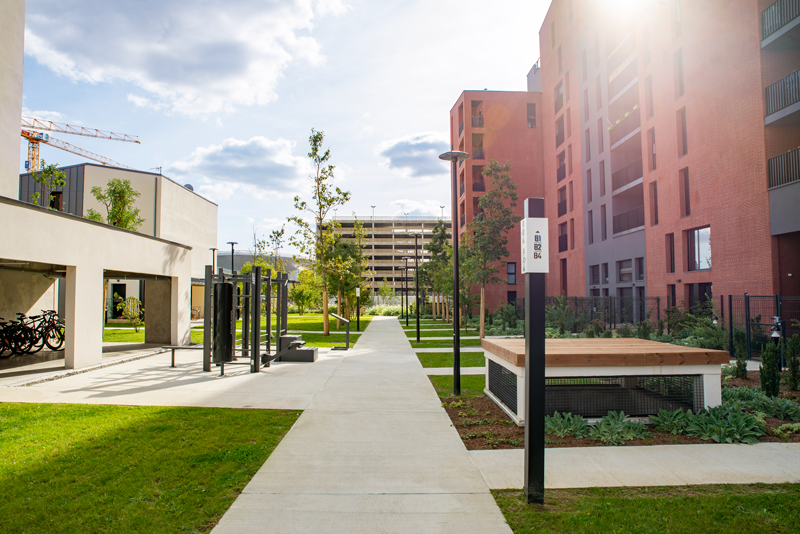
<box><xmin>266</xmin><ymin>313</ymin><xmax>372</xmax><ymax>332</ymax></box>
<box><xmin>493</xmin><ymin>484</ymin><xmax>800</xmax><ymax>533</ymax></box>
<box><xmin>403</xmin><ymin>330</ymin><xmax>461</xmax><ymax>338</ymax></box>
<box><xmin>428</xmin><ymin>375</ymin><xmax>485</xmax><ymax>398</ymax></box>
<box><xmin>104</xmin><ymin>329</ymin><xmax>205</xmax><ymax>344</ymax></box>
<box><xmin>0</xmin><ymin>403</ymin><xmax>300</xmax><ymax>533</ymax></box>
<box><xmin>417</xmin><ymin>352</ymin><xmax>485</xmax><ymax>368</ymax></box>
<box><xmin>411</xmin><ymin>338</ymin><xmax>483</xmax><ymax>349</ymax></box>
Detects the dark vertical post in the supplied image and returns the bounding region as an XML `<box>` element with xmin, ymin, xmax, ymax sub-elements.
<box><xmin>252</xmin><ymin>268</ymin><xmax>261</xmax><ymax>373</ymax></box>
<box><xmin>744</xmin><ymin>293</ymin><xmax>752</xmax><ymax>361</ymax></box>
<box><xmin>776</xmin><ymin>294</ymin><xmax>782</xmax><ymax>320</ymax></box>
<box><xmin>781</xmin><ymin>319</ymin><xmax>787</xmax><ymax>370</ymax></box>
<box><xmin>656</xmin><ymin>296</ymin><xmax>661</xmax><ymax>322</ymax></box>
<box><xmin>451</xmin><ymin>164</ymin><xmax>461</xmax><ymax>396</ymax></box>
<box><xmin>203</xmin><ymin>265</ymin><xmax>212</xmax><ymax>372</ymax></box>
<box><xmin>242</xmin><ymin>278</ymin><xmax>250</xmax><ymax>365</ymax></box>
<box><xmin>523</xmin><ymin>197</ymin><xmax>546</xmax><ymax>505</ymax></box>
<box><xmin>265</xmin><ymin>269</ymin><xmax>272</xmax><ymax>366</ymax></box>
<box><xmin>356</xmin><ymin>287</ymin><xmax>361</xmax><ymax>332</ymax></box>
<box><xmin>415</xmin><ymin>233</ymin><xmax>421</xmax><ymax>343</ymax></box>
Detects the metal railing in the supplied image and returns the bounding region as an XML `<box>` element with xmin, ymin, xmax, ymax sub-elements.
<box><xmin>472</xmin><ymin>179</ymin><xmax>486</xmax><ymax>192</ymax></box>
<box><xmin>557</xmin><ymin>164</ymin><xmax>567</xmax><ymax>182</ymax></box>
<box><xmin>609</xmin><ymin>109</ymin><xmax>641</xmax><ymax>146</ymax></box>
<box><xmin>608</xmin><ymin>59</ymin><xmax>637</xmax><ymax>101</ymax></box>
<box><xmin>557</xmin><ymin>200</ymin><xmax>567</xmax><ymax>217</ymax></box>
<box><xmin>472</xmin><ymin>115</ymin><xmax>484</xmax><ymax>127</ymax></box>
<box><xmin>460</xmin><ymin>213</ymin><xmax>465</xmax><ymax>227</ymax></box>
<box><xmin>459</xmin><ymin>121</ymin><xmax>464</xmax><ymax>136</ymax></box>
<box><xmin>556</xmin><ymin>129</ymin><xmax>565</xmax><ymax>148</ymax></box>
<box><xmin>460</xmin><ymin>181</ymin><xmax>465</xmax><ymax>197</ymax></box>
<box><xmin>766</xmin><ymin>69</ymin><xmax>800</xmax><ymax>116</ymax></box>
<box><xmin>473</xmin><ymin>147</ymin><xmax>485</xmax><ymax>159</ymax></box>
<box><xmin>611</xmin><ymin>157</ymin><xmax>643</xmax><ymax>191</ymax></box>
<box><xmin>762</xmin><ymin>0</ymin><xmax>800</xmax><ymax>39</ymax></box>
<box><xmin>558</xmin><ymin>234</ymin><xmax>568</xmax><ymax>252</ymax></box>
<box><xmin>768</xmin><ymin>146</ymin><xmax>800</xmax><ymax>188</ymax></box>
<box><xmin>612</xmin><ymin>205</ymin><xmax>645</xmax><ymax>234</ymax></box>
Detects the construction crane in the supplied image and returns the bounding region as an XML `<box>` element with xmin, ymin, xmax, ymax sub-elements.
<box><xmin>20</xmin><ymin>116</ymin><xmax>140</xmax><ymax>172</ymax></box>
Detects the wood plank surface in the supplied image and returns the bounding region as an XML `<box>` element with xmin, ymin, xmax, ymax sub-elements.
<box><xmin>481</xmin><ymin>338</ymin><xmax>729</xmax><ymax>368</ymax></box>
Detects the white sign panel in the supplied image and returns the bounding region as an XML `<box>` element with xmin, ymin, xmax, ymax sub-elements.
<box><xmin>520</xmin><ymin>218</ymin><xmax>549</xmax><ymax>274</ymax></box>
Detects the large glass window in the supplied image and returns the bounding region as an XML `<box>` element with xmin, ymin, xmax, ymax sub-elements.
<box><xmin>618</xmin><ymin>259</ymin><xmax>633</xmax><ymax>282</ymax></box>
<box><xmin>688</xmin><ymin>226</ymin><xmax>711</xmax><ymax>271</ymax></box>
<box><xmin>590</xmin><ymin>265</ymin><xmax>600</xmax><ymax>285</ymax></box>
<box><xmin>507</xmin><ymin>262</ymin><xmax>517</xmax><ymax>285</ymax></box>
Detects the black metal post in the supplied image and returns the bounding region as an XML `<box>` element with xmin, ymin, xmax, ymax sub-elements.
<box><xmin>356</xmin><ymin>291</ymin><xmax>361</xmax><ymax>332</ymax></box>
<box><xmin>404</xmin><ymin>257</ymin><xmax>410</xmax><ymax>327</ymax></box>
<box><xmin>451</xmin><ymin>162</ymin><xmax>461</xmax><ymax>396</ymax></box>
<box><xmin>203</xmin><ymin>265</ymin><xmax>212</xmax><ymax>372</ymax></box>
<box><xmin>745</xmin><ymin>293</ymin><xmax>752</xmax><ymax>360</ymax></box>
<box><xmin>523</xmin><ymin>198</ymin><xmax>546</xmax><ymax>505</ymax></box>
<box><xmin>728</xmin><ymin>294</ymin><xmax>734</xmax><ymax>356</ymax></box>
<box><xmin>415</xmin><ymin>233</ymin><xmax>421</xmax><ymax>343</ymax></box>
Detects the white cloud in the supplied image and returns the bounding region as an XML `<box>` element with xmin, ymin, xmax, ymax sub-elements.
<box><xmin>21</xmin><ymin>106</ymin><xmax>66</xmax><ymax>123</ymax></box>
<box><xmin>376</xmin><ymin>132</ymin><xmax>449</xmax><ymax>179</ymax></box>
<box><xmin>25</xmin><ymin>0</ymin><xmax>349</xmax><ymax>116</ymax></box>
<box><xmin>169</xmin><ymin>136</ymin><xmax>311</xmax><ymax>197</ymax></box>
<box><xmin>388</xmin><ymin>199</ymin><xmax>446</xmax><ymax>217</ymax></box>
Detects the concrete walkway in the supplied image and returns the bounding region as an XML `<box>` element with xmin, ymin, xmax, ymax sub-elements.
<box><xmin>470</xmin><ymin>443</ymin><xmax>800</xmax><ymax>489</ymax></box>
<box><xmin>213</xmin><ymin>316</ymin><xmax>512</xmax><ymax>534</ymax></box>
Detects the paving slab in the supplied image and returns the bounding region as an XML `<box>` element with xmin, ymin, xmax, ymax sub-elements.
<box><xmin>470</xmin><ymin>443</ymin><xmax>800</xmax><ymax>490</ymax></box>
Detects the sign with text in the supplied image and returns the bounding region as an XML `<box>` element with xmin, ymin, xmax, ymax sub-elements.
<box><xmin>520</xmin><ymin>218</ymin><xmax>549</xmax><ymax>274</ymax></box>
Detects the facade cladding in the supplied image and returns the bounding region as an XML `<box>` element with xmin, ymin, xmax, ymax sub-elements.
<box><xmin>535</xmin><ymin>0</ymin><xmax>800</xmax><ymax>303</ymax></box>
<box><xmin>448</xmin><ymin>88</ymin><xmax>545</xmax><ymax>311</ymax></box>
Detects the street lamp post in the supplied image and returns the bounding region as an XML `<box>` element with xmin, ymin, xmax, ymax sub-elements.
<box><xmin>438</xmin><ymin>151</ymin><xmax>470</xmax><ymax>395</ymax></box>
<box><xmin>402</xmin><ymin>257</ymin><xmax>410</xmax><ymax>326</ymax></box>
<box><xmin>226</xmin><ymin>242</ymin><xmax>238</xmax><ymax>273</ymax></box>
<box><xmin>210</xmin><ymin>247</ymin><xmax>218</xmax><ymax>273</ymax></box>
<box><xmin>371</xmin><ymin>205</ymin><xmax>376</xmax><ymax>298</ymax></box>
<box><xmin>440</xmin><ymin>205</ymin><xmax>445</xmax><ymax>220</ymax></box>
<box><xmin>414</xmin><ymin>233</ymin><xmax>421</xmax><ymax>343</ymax></box>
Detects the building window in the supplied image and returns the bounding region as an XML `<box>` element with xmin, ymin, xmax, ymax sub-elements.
<box><xmin>648</xmin><ymin>128</ymin><xmax>657</xmax><ymax>170</ymax></box>
<box><xmin>568</xmin><ymin>143</ymin><xmax>573</xmax><ymax>174</ymax></box>
<box><xmin>569</xmin><ymin>218</ymin><xmax>575</xmax><ymax>249</ymax></box>
<box><xmin>559</xmin><ymin>222</ymin><xmax>569</xmax><ymax>252</ymax></box>
<box><xmin>600</xmin><ymin>204</ymin><xmax>607</xmax><ymax>241</ymax></box>
<box><xmin>557</xmin><ymin>150</ymin><xmax>566</xmax><ymax>182</ymax></box>
<box><xmin>565</xmin><ymin>72</ymin><xmax>570</xmax><ymax>101</ymax></box>
<box><xmin>636</xmin><ymin>257</ymin><xmax>645</xmax><ymax>281</ymax></box>
<box><xmin>585</xmin><ymin>129</ymin><xmax>591</xmax><ymax>162</ymax></box>
<box><xmin>649</xmin><ymin>181</ymin><xmax>659</xmax><ymax>225</ymax></box>
<box><xmin>568</xmin><ymin>181</ymin><xmax>574</xmax><ymax>212</ymax></box>
<box><xmin>558</xmin><ymin>46</ymin><xmax>563</xmax><ymax>74</ymax></box>
<box><xmin>49</xmin><ymin>191</ymin><xmax>63</xmax><ymax>211</ymax></box>
<box><xmin>586</xmin><ymin>168</ymin><xmax>592</xmax><ymax>203</ymax></box>
<box><xmin>687</xmin><ymin>283</ymin><xmax>712</xmax><ymax>310</ymax></box>
<box><xmin>590</xmin><ymin>265</ymin><xmax>600</xmax><ymax>285</ymax></box>
<box><xmin>555</xmin><ymin>82</ymin><xmax>564</xmax><ymax>114</ymax></box>
<box><xmin>551</xmin><ymin>21</ymin><xmax>556</xmax><ymax>48</ymax></box>
<box><xmin>618</xmin><ymin>259</ymin><xmax>633</xmax><ymax>283</ymax></box>
<box><xmin>566</xmin><ymin>108</ymin><xmax>572</xmax><ymax>138</ymax></box>
<box><xmin>587</xmin><ymin>210</ymin><xmax>594</xmax><ymax>245</ymax></box>
<box><xmin>583</xmin><ymin>89</ymin><xmax>590</xmax><ymax>122</ymax></box>
<box><xmin>595</xmin><ymin>76</ymin><xmax>602</xmax><ymax>111</ymax></box>
<box><xmin>507</xmin><ymin>262</ymin><xmax>517</xmax><ymax>285</ymax></box>
<box><xmin>679</xmin><ymin>167</ymin><xmax>690</xmax><ymax>217</ymax></box>
<box><xmin>561</xmin><ymin>258</ymin><xmax>568</xmax><ymax>295</ymax></box>
<box><xmin>556</xmin><ymin>115</ymin><xmax>565</xmax><ymax>148</ymax></box>
<box><xmin>527</xmin><ymin>103</ymin><xmax>537</xmax><ymax>128</ymax></box>
<box><xmin>674</xmin><ymin>49</ymin><xmax>685</xmax><ymax>99</ymax></box>
<box><xmin>599</xmin><ymin>160</ymin><xmax>606</xmax><ymax>196</ymax></box>
<box><xmin>602</xmin><ymin>263</ymin><xmax>609</xmax><ymax>284</ymax></box>
<box><xmin>674</xmin><ymin>0</ymin><xmax>681</xmax><ymax>38</ymax></box>
<box><xmin>645</xmin><ymin>75</ymin><xmax>654</xmax><ymax>118</ymax></box>
<box><xmin>582</xmin><ymin>50</ymin><xmax>588</xmax><ymax>81</ymax></box>
<box><xmin>593</xmin><ymin>34</ymin><xmax>600</xmax><ymax>68</ymax></box>
<box><xmin>508</xmin><ymin>291</ymin><xmax>517</xmax><ymax>304</ymax></box>
<box><xmin>667</xmin><ymin>284</ymin><xmax>677</xmax><ymax>308</ymax></box>
<box><xmin>666</xmin><ymin>233</ymin><xmax>675</xmax><ymax>273</ymax></box>
<box><xmin>687</xmin><ymin>226</ymin><xmax>711</xmax><ymax>271</ymax></box>
<box><xmin>677</xmin><ymin>107</ymin><xmax>688</xmax><ymax>156</ymax></box>
<box><xmin>643</xmin><ymin>31</ymin><xmax>651</xmax><ymax>65</ymax></box>
<box><xmin>558</xmin><ymin>186</ymin><xmax>567</xmax><ymax>217</ymax></box>
<box><xmin>597</xmin><ymin>117</ymin><xmax>604</xmax><ymax>153</ymax></box>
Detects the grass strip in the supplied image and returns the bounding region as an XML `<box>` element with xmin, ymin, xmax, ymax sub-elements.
<box><xmin>417</xmin><ymin>352</ymin><xmax>485</xmax><ymax>368</ymax></box>
<box><xmin>428</xmin><ymin>375</ymin><xmax>485</xmax><ymax>398</ymax></box>
<box><xmin>105</xmin><ymin>329</ymin><xmax>356</xmax><ymax>348</ymax></box>
<box><xmin>412</xmin><ymin>338</ymin><xmax>483</xmax><ymax>349</ymax></box>
<box><xmin>493</xmin><ymin>484</ymin><xmax>800</xmax><ymax>533</ymax></box>
<box><xmin>0</xmin><ymin>403</ymin><xmax>300</xmax><ymax>533</ymax></box>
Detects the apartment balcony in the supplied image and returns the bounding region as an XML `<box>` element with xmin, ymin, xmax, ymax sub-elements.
<box><xmin>765</xmin><ymin>69</ymin><xmax>800</xmax><ymax>125</ymax></box>
<box><xmin>472</xmin><ymin>115</ymin><xmax>484</xmax><ymax>128</ymax></box>
<box><xmin>555</xmin><ymin>93</ymin><xmax>564</xmax><ymax>114</ymax></box>
<box><xmin>609</xmin><ymin>109</ymin><xmax>641</xmax><ymax>147</ymax></box>
<box><xmin>557</xmin><ymin>200</ymin><xmax>567</xmax><ymax>218</ymax></box>
<box><xmin>558</xmin><ymin>234</ymin><xmax>568</xmax><ymax>253</ymax></box>
<box><xmin>612</xmin><ymin>205</ymin><xmax>645</xmax><ymax>235</ymax></box>
<box><xmin>762</xmin><ymin>0</ymin><xmax>800</xmax><ymax>49</ymax></box>
<box><xmin>611</xmin><ymin>158</ymin><xmax>643</xmax><ymax>192</ymax></box>
<box><xmin>460</xmin><ymin>213</ymin><xmax>465</xmax><ymax>228</ymax></box>
<box><xmin>608</xmin><ymin>59</ymin><xmax>638</xmax><ymax>103</ymax></box>
<box><xmin>472</xmin><ymin>179</ymin><xmax>486</xmax><ymax>192</ymax></box>
<box><xmin>769</xmin><ymin>146</ymin><xmax>800</xmax><ymax>188</ymax></box>
<box><xmin>555</xmin><ymin>129</ymin><xmax>565</xmax><ymax>148</ymax></box>
<box><xmin>473</xmin><ymin>147</ymin><xmax>485</xmax><ymax>160</ymax></box>
<box><xmin>768</xmin><ymin>147</ymin><xmax>800</xmax><ymax>235</ymax></box>
<box><xmin>459</xmin><ymin>120</ymin><xmax>464</xmax><ymax>136</ymax></box>
<box><xmin>460</xmin><ymin>181</ymin><xmax>465</xmax><ymax>197</ymax></box>
<box><xmin>557</xmin><ymin>164</ymin><xmax>567</xmax><ymax>182</ymax></box>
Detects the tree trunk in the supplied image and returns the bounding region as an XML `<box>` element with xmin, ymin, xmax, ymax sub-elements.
<box><xmin>345</xmin><ymin>296</ymin><xmax>350</xmax><ymax>321</ymax></box>
<box><xmin>337</xmin><ymin>289</ymin><xmax>342</xmax><ymax>330</ymax></box>
<box><xmin>480</xmin><ymin>286</ymin><xmax>485</xmax><ymax>339</ymax></box>
<box><xmin>322</xmin><ymin>289</ymin><xmax>330</xmax><ymax>335</ymax></box>
<box><xmin>433</xmin><ymin>292</ymin><xmax>438</xmax><ymax>321</ymax></box>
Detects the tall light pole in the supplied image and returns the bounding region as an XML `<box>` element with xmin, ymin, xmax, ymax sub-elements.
<box><xmin>414</xmin><ymin>233</ymin><xmax>421</xmax><ymax>343</ymax></box>
<box><xmin>210</xmin><ymin>247</ymin><xmax>218</xmax><ymax>273</ymax></box>
<box><xmin>440</xmin><ymin>205</ymin><xmax>445</xmax><ymax>220</ymax></box>
<box><xmin>371</xmin><ymin>205</ymin><xmax>376</xmax><ymax>298</ymax></box>
<box><xmin>439</xmin><ymin>150</ymin><xmax>469</xmax><ymax>395</ymax></box>
<box><xmin>226</xmin><ymin>241</ymin><xmax>238</xmax><ymax>273</ymax></box>
<box><xmin>402</xmin><ymin>256</ymin><xmax>410</xmax><ymax>326</ymax></box>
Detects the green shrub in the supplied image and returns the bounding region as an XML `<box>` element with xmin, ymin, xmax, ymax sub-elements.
<box><xmin>752</xmin><ymin>395</ymin><xmax>800</xmax><ymax>421</ymax></box>
<box><xmin>760</xmin><ymin>341</ymin><xmax>782</xmax><ymax>398</ymax></box>
<box><xmin>616</xmin><ymin>324</ymin><xmax>634</xmax><ymax>338</ymax></box>
<box><xmin>587</xmin><ymin>411</ymin><xmax>649</xmax><ymax>445</ymax></box>
<box><xmin>545</xmin><ymin>412</ymin><xmax>590</xmax><ymax>439</ymax></box>
<box><xmin>722</xmin><ymin>385</ymin><xmax>764</xmax><ymax>404</ymax></box>
<box><xmin>601</xmin><ymin>329</ymin><xmax>613</xmax><ymax>338</ymax></box>
<box><xmin>636</xmin><ymin>321</ymin><xmax>653</xmax><ymax>340</ymax></box>
<box><xmin>685</xmin><ymin>405</ymin><xmax>765</xmax><ymax>445</ymax></box>
<box><xmin>733</xmin><ymin>328</ymin><xmax>748</xmax><ymax>380</ymax></box>
<box><xmin>650</xmin><ymin>408</ymin><xmax>690</xmax><ymax>435</ymax></box>
<box><xmin>774</xmin><ymin>422</ymin><xmax>800</xmax><ymax>439</ymax></box>
<box><xmin>787</xmin><ymin>334</ymin><xmax>800</xmax><ymax>392</ymax></box>
<box><xmin>656</xmin><ymin>319</ymin><xmax>665</xmax><ymax>336</ymax></box>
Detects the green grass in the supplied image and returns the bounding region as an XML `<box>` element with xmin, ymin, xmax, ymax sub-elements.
<box><xmin>267</xmin><ymin>313</ymin><xmax>372</xmax><ymax>332</ymax></box>
<box><xmin>493</xmin><ymin>485</ymin><xmax>800</xmax><ymax>533</ymax></box>
<box><xmin>404</xmin><ymin>330</ymin><xmax>462</xmax><ymax>338</ymax></box>
<box><xmin>428</xmin><ymin>375</ymin><xmax>485</xmax><ymax>397</ymax></box>
<box><xmin>0</xmin><ymin>403</ymin><xmax>300</xmax><ymax>533</ymax></box>
<box><xmin>104</xmin><ymin>330</ymin><xmax>211</xmax><ymax>345</ymax></box>
<box><xmin>411</xmin><ymin>338</ymin><xmax>483</xmax><ymax>349</ymax></box>
<box><xmin>417</xmin><ymin>352</ymin><xmax>485</xmax><ymax>368</ymax></box>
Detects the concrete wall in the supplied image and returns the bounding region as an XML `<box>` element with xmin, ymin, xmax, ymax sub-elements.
<box><xmin>769</xmin><ymin>181</ymin><xmax>800</xmax><ymax>236</ymax></box>
<box><xmin>0</xmin><ymin>270</ymin><xmax>56</xmax><ymax>320</ymax></box>
<box><xmin>0</xmin><ymin>0</ymin><xmax>25</xmax><ymax>197</ymax></box>
<box><xmin>83</xmin><ymin>165</ymin><xmax>158</xmax><ymax>236</ymax></box>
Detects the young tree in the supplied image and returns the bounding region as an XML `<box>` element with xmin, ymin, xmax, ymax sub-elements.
<box><xmin>115</xmin><ymin>294</ymin><xmax>144</xmax><ymax>332</ymax></box>
<box><xmin>268</xmin><ymin>225</ymin><xmax>287</xmax><ymax>272</ymax></box>
<box><xmin>377</xmin><ymin>278</ymin><xmax>396</xmax><ymax>304</ymax></box>
<box><xmin>85</xmin><ymin>178</ymin><xmax>144</xmax><ymax>231</ymax></box>
<box><xmin>468</xmin><ymin>158</ymin><xmax>522</xmax><ymax>338</ymax></box>
<box><xmin>29</xmin><ymin>160</ymin><xmax>66</xmax><ymax>208</ymax></box>
<box><xmin>423</xmin><ymin>220</ymin><xmax>451</xmax><ymax>321</ymax></box>
<box><xmin>288</xmin><ymin>129</ymin><xmax>351</xmax><ymax>336</ymax></box>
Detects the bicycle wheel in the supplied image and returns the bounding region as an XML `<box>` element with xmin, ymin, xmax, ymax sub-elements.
<box><xmin>28</xmin><ymin>326</ymin><xmax>46</xmax><ymax>354</ymax></box>
<box><xmin>45</xmin><ymin>324</ymin><xmax>64</xmax><ymax>351</ymax></box>
<box><xmin>0</xmin><ymin>337</ymin><xmax>11</xmax><ymax>359</ymax></box>
<box><xmin>10</xmin><ymin>329</ymin><xmax>33</xmax><ymax>354</ymax></box>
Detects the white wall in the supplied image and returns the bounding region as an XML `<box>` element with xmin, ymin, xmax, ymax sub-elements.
<box><xmin>0</xmin><ymin>0</ymin><xmax>25</xmax><ymax>198</ymax></box>
<box><xmin>83</xmin><ymin>165</ymin><xmax>158</xmax><ymax>236</ymax></box>
<box><xmin>0</xmin><ymin>270</ymin><xmax>57</xmax><ymax>320</ymax></box>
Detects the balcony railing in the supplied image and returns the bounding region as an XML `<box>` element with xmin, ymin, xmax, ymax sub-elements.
<box><xmin>766</xmin><ymin>69</ymin><xmax>800</xmax><ymax>116</ymax></box>
<box><xmin>460</xmin><ymin>213</ymin><xmax>465</xmax><ymax>228</ymax></box>
<box><xmin>612</xmin><ymin>205</ymin><xmax>645</xmax><ymax>234</ymax></box>
<box><xmin>609</xmin><ymin>109</ymin><xmax>641</xmax><ymax>146</ymax></box>
<box><xmin>611</xmin><ymin>157</ymin><xmax>643</xmax><ymax>191</ymax></box>
<box><xmin>768</xmin><ymin>146</ymin><xmax>800</xmax><ymax>188</ymax></box>
<box><xmin>460</xmin><ymin>181</ymin><xmax>465</xmax><ymax>197</ymax></box>
<box><xmin>558</xmin><ymin>234</ymin><xmax>568</xmax><ymax>252</ymax></box>
<box><xmin>557</xmin><ymin>200</ymin><xmax>567</xmax><ymax>217</ymax></box>
<box><xmin>473</xmin><ymin>147</ymin><xmax>485</xmax><ymax>159</ymax></box>
<box><xmin>557</xmin><ymin>164</ymin><xmax>567</xmax><ymax>182</ymax></box>
<box><xmin>762</xmin><ymin>0</ymin><xmax>800</xmax><ymax>39</ymax></box>
<box><xmin>555</xmin><ymin>93</ymin><xmax>564</xmax><ymax>114</ymax></box>
<box><xmin>459</xmin><ymin>121</ymin><xmax>464</xmax><ymax>136</ymax></box>
<box><xmin>555</xmin><ymin>129</ymin><xmax>565</xmax><ymax>148</ymax></box>
<box><xmin>472</xmin><ymin>179</ymin><xmax>486</xmax><ymax>192</ymax></box>
<box><xmin>608</xmin><ymin>60</ymin><xmax>638</xmax><ymax>102</ymax></box>
<box><xmin>472</xmin><ymin>115</ymin><xmax>484</xmax><ymax>128</ymax></box>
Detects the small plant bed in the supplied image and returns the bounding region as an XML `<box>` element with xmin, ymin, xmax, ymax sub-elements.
<box><xmin>0</xmin><ymin>403</ymin><xmax>300</xmax><ymax>533</ymax></box>
<box><xmin>493</xmin><ymin>484</ymin><xmax>800</xmax><ymax>533</ymax></box>
<box><xmin>725</xmin><ymin>369</ymin><xmax>800</xmax><ymax>402</ymax></box>
<box><xmin>417</xmin><ymin>352</ymin><xmax>485</xmax><ymax>368</ymax></box>
<box><xmin>411</xmin><ymin>339</ymin><xmax>482</xmax><ymax>349</ymax></box>
<box><xmin>428</xmin><ymin>375</ymin><xmax>486</xmax><ymax>398</ymax></box>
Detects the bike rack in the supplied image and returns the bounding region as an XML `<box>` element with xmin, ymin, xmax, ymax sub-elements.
<box><xmin>329</xmin><ymin>312</ymin><xmax>350</xmax><ymax>351</ymax></box>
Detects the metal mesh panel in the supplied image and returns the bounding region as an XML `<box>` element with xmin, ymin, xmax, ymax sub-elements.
<box><xmin>544</xmin><ymin>375</ymin><xmax>702</xmax><ymax>418</ymax></box>
<box><xmin>488</xmin><ymin>360</ymin><xmax>517</xmax><ymax>413</ymax></box>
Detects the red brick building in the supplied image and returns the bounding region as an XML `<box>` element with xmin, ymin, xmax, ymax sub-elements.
<box><xmin>538</xmin><ymin>0</ymin><xmax>800</xmax><ymax>311</ymax></box>
<box><xmin>448</xmin><ymin>87</ymin><xmax>545</xmax><ymax>312</ymax></box>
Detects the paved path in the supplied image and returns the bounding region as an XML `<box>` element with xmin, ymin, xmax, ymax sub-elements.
<box><xmin>213</xmin><ymin>317</ymin><xmax>512</xmax><ymax>534</ymax></box>
<box><xmin>470</xmin><ymin>443</ymin><xmax>800</xmax><ymax>489</ymax></box>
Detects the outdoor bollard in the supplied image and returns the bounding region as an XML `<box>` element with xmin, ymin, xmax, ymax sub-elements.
<box><xmin>521</xmin><ymin>197</ymin><xmax>548</xmax><ymax>505</ymax></box>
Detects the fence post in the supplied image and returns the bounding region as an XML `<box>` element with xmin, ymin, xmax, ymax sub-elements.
<box><xmin>728</xmin><ymin>294</ymin><xmax>734</xmax><ymax>355</ymax></box>
<box><xmin>744</xmin><ymin>293</ymin><xmax>752</xmax><ymax>361</ymax></box>
<box><xmin>776</xmin><ymin>294</ymin><xmax>782</xmax><ymax>319</ymax></box>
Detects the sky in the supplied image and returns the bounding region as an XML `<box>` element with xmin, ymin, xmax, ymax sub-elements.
<box><xmin>20</xmin><ymin>0</ymin><xmax>549</xmax><ymax>253</ymax></box>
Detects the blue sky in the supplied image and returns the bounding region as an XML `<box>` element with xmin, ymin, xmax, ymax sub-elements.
<box><xmin>20</xmin><ymin>0</ymin><xmax>547</xmax><ymax>252</ymax></box>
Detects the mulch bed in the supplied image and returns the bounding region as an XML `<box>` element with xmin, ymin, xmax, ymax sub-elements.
<box><xmin>442</xmin><ymin>370</ymin><xmax>800</xmax><ymax>449</ymax></box>
<box><xmin>726</xmin><ymin>369</ymin><xmax>800</xmax><ymax>402</ymax></box>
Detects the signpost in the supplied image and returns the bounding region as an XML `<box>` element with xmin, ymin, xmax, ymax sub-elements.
<box><xmin>521</xmin><ymin>198</ymin><xmax>548</xmax><ymax>505</ymax></box>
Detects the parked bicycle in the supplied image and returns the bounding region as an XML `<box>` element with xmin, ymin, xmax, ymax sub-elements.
<box><xmin>0</xmin><ymin>310</ymin><xmax>65</xmax><ymax>358</ymax></box>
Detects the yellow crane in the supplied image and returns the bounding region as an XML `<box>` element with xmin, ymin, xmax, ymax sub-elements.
<box><xmin>20</xmin><ymin>116</ymin><xmax>140</xmax><ymax>171</ymax></box>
